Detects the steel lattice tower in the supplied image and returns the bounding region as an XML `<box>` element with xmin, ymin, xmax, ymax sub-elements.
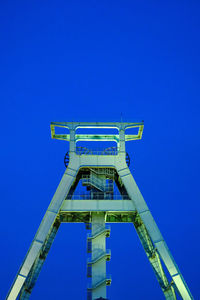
<box><xmin>6</xmin><ymin>121</ymin><xmax>193</xmax><ymax>300</ymax></box>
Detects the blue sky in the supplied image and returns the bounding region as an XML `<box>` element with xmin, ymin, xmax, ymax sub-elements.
<box><xmin>1</xmin><ymin>1</ymin><xmax>200</xmax><ymax>299</ymax></box>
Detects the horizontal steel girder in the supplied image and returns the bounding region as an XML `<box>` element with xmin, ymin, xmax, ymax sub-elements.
<box><xmin>59</xmin><ymin>212</ymin><xmax>136</xmax><ymax>223</ymax></box>
<box><xmin>60</xmin><ymin>199</ymin><xmax>135</xmax><ymax>212</ymax></box>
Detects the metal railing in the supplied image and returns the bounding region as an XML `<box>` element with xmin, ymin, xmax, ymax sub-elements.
<box><xmin>90</xmin><ymin>168</ymin><xmax>115</xmax><ymax>176</ymax></box>
<box><xmin>82</xmin><ymin>175</ymin><xmax>113</xmax><ymax>192</ymax></box>
<box><xmin>87</xmin><ymin>249</ymin><xmax>111</xmax><ymax>264</ymax></box>
<box><xmin>87</xmin><ymin>225</ymin><xmax>111</xmax><ymax>239</ymax></box>
<box><xmin>76</xmin><ymin>146</ymin><xmax>118</xmax><ymax>156</ymax></box>
<box><xmin>66</xmin><ymin>193</ymin><xmax>130</xmax><ymax>200</ymax></box>
<box><xmin>87</xmin><ymin>274</ymin><xmax>112</xmax><ymax>289</ymax></box>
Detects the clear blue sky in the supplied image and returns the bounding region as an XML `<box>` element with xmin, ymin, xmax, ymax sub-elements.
<box><xmin>1</xmin><ymin>1</ymin><xmax>200</xmax><ymax>299</ymax></box>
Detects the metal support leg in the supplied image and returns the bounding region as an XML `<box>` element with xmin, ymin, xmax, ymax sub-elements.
<box><xmin>133</xmin><ymin>213</ymin><xmax>176</xmax><ymax>300</ymax></box>
<box><xmin>117</xmin><ymin>165</ymin><xmax>193</xmax><ymax>300</ymax></box>
<box><xmin>19</xmin><ymin>220</ymin><xmax>60</xmax><ymax>299</ymax></box>
<box><xmin>6</xmin><ymin>164</ymin><xmax>78</xmax><ymax>300</ymax></box>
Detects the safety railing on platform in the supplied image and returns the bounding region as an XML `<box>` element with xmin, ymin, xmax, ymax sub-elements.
<box><xmin>90</xmin><ymin>168</ymin><xmax>115</xmax><ymax>176</ymax></box>
<box><xmin>76</xmin><ymin>146</ymin><xmax>118</xmax><ymax>156</ymax></box>
<box><xmin>66</xmin><ymin>193</ymin><xmax>130</xmax><ymax>200</ymax></box>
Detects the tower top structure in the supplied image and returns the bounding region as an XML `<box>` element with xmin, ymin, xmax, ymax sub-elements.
<box><xmin>50</xmin><ymin>121</ymin><xmax>144</xmax><ymax>143</ymax></box>
<box><xmin>51</xmin><ymin>121</ymin><xmax>144</xmax><ymax>156</ymax></box>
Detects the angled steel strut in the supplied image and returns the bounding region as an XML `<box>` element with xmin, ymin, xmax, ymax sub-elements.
<box><xmin>6</xmin><ymin>121</ymin><xmax>193</xmax><ymax>300</ymax></box>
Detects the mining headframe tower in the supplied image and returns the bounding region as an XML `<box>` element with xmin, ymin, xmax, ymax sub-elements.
<box><xmin>6</xmin><ymin>121</ymin><xmax>193</xmax><ymax>300</ymax></box>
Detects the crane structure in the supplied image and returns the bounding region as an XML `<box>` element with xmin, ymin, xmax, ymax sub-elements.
<box><xmin>6</xmin><ymin>121</ymin><xmax>193</xmax><ymax>300</ymax></box>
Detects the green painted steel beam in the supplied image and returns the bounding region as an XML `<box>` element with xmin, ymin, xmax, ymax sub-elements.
<box><xmin>50</xmin><ymin>121</ymin><xmax>144</xmax><ymax>142</ymax></box>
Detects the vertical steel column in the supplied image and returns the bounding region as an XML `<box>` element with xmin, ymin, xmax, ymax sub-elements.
<box><xmin>69</xmin><ymin>128</ymin><xmax>76</xmax><ymax>153</ymax></box>
<box><xmin>119</xmin><ymin>126</ymin><xmax>125</xmax><ymax>153</ymax></box>
<box><xmin>88</xmin><ymin>212</ymin><xmax>110</xmax><ymax>300</ymax></box>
